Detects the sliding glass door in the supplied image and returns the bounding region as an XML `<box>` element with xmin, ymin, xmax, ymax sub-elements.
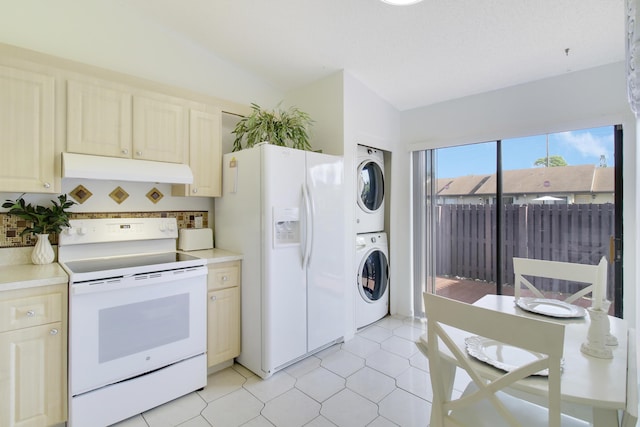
<box><xmin>414</xmin><ymin>125</ymin><xmax>622</xmax><ymax>317</ymax></box>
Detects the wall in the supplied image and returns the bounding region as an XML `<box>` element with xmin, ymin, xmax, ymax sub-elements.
<box><xmin>284</xmin><ymin>71</ymin><xmax>345</xmax><ymax>157</ymax></box>
<box><xmin>343</xmin><ymin>73</ymin><xmax>404</xmax><ymax>325</ymax></box>
<box><xmin>401</xmin><ymin>62</ymin><xmax>639</xmax><ymax>329</ymax></box>
<box><xmin>0</xmin><ymin>1</ymin><xmax>281</xmax><ymax>108</ymax></box>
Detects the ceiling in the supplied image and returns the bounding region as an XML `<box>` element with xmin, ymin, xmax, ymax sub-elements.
<box><xmin>123</xmin><ymin>0</ymin><xmax>626</xmax><ymax>111</ymax></box>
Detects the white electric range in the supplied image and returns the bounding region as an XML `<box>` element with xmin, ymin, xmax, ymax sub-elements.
<box><xmin>58</xmin><ymin>217</ymin><xmax>207</xmax><ymax>427</ymax></box>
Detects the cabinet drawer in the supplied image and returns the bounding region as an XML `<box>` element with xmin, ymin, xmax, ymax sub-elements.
<box><xmin>207</xmin><ymin>262</ymin><xmax>240</xmax><ymax>290</ymax></box>
<box><xmin>0</xmin><ymin>289</ymin><xmax>63</xmax><ymax>333</ymax></box>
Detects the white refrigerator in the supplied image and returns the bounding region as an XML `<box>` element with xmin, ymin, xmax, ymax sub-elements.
<box><xmin>214</xmin><ymin>144</ymin><xmax>345</xmax><ymax>378</ymax></box>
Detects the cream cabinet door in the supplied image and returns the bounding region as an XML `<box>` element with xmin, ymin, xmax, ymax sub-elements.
<box><xmin>173</xmin><ymin>108</ymin><xmax>222</xmax><ymax>197</ymax></box>
<box><xmin>67</xmin><ymin>79</ymin><xmax>132</xmax><ymax>158</ymax></box>
<box><xmin>207</xmin><ymin>287</ymin><xmax>241</xmax><ymax>367</ymax></box>
<box><xmin>0</xmin><ymin>65</ymin><xmax>55</xmax><ymax>193</ymax></box>
<box><xmin>0</xmin><ymin>322</ymin><xmax>65</xmax><ymax>427</ymax></box>
<box><xmin>133</xmin><ymin>94</ymin><xmax>187</xmax><ymax>163</ymax></box>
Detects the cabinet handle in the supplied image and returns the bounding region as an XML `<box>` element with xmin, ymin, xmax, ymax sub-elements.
<box><xmin>43</xmin><ymin>182</ymin><xmax>51</xmax><ymax>189</ymax></box>
<box><xmin>221</xmin><ymin>275</ymin><xmax>229</xmax><ymax>281</ymax></box>
<box><xmin>122</xmin><ymin>148</ymin><xmax>129</xmax><ymax>155</ymax></box>
<box><xmin>210</xmin><ymin>295</ymin><xmax>217</xmax><ymax>302</ymax></box>
<box><xmin>26</xmin><ymin>310</ymin><xmax>35</xmax><ymax>317</ymax></box>
<box><xmin>135</xmin><ymin>151</ymin><xmax>142</xmax><ymax>156</ymax></box>
<box><xmin>192</xmin><ymin>188</ymin><xmax>198</xmax><ymax>194</ymax></box>
<box><xmin>50</xmin><ymin>328</ymin><xmax>58</xmax><ymax>335</ymax></box>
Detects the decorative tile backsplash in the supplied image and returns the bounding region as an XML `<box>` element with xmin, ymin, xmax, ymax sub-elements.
<box><xmin>0</xmin><ymin>211</ymin><xmax>208</xmax><ymax>248</ymax></box>
<box><xmin>109</xmin><ymin>186</ymin><xmax>130</xmax><ymax>204</ymax></box>
<box><xmin>69</xmin><ymin>184</ymin><xmax>93</xmax><ymax>204</ymax></box>
<box><xmin>145</xmin><ymin>187</ymin><xmax>164</xmax><ymax>204</ymax></box>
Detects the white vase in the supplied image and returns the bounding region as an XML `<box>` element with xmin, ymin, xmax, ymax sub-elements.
<box><xmin>32</xmin><ymin>234</ymin><xmax>54</xmax><ymax>264</ymax></box>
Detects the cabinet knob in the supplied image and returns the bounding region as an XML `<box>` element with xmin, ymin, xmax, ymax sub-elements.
<box><xmin>43</xmin><ymin>182</ymin><xmax>51</xmax><ymax>189</ymax></box>
<box><xmin>192</xmin><ymin>188</ymin><xmax>198</xmax><ymax>194</ymax></box>
<box><xmin>210</xmin><ymin>295</ymin><xmax>217</xmax><ymax>302</ymax></box>
<box><xmin>121</xmin><ymin>149</ymin><xmax>129</xmax><ymax>155</ymax></box>
<box><xmin>26</xmin><ymin>310</ymin><xmax>35</xmax><ymax>317</ymax></box>
<box><xmin>49</xmin><ymin>328</ymin><xmax>58</xmax><ymax>335</ymax></box>
<box><xmin>221</xmin><ymin>275</ymin><xmax>229</xmax><ymax>281</ymax></box>
<box><xmin>135</xmin><ymin>151</ymin><xmax>142</xmax><ymax>156</ymax></box>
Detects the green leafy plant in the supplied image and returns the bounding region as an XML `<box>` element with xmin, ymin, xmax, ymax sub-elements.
<box><xmin>232</xmin><ymin>102</ymin><xmax>314</xmax><ymax>151</ymax></box>
<box><xmin>2</xmin><ymin>194</ymin><xmax>76</xmax><ymax>236</ymax></box>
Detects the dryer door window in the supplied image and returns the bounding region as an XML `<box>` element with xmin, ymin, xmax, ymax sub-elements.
<box><xmin>358</xmin><ymin>161</ymin><xmax>384</xmax><ymax>213</ymax></box>
<box><xmin>358</xmin><ymin>249</ymin><xmax>389</xmax><ymax>303</ymax></box>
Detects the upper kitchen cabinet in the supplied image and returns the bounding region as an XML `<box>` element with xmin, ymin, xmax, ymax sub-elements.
<box><xmin>132</xmin><ymin>93</ymin><xmax>188</xmax><ymax>163</ymax></box>
<box><xmin>67</xmin><ymin>78</ymin><xmax>188</xmax><ymax>164</ymax></box>
<box><xmin>0</xmin><ymin>65</ymin><xmax>57</xmax><ymax>193</ymax></box>
<box><xmin>172</xmin><ymin>107</ymin><xmax>222</xmax><ymax>197</ymax></box>
<box><xmin>67</xmin><ymin>79</ymin><xmax>132</xmax><ymax>158</ymax></box>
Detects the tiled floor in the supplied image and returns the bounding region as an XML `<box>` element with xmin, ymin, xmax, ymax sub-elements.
<box><xmin>111</xmin><ymin>315</ymin><xmax>439</xmax><ymax>427</ymax></box>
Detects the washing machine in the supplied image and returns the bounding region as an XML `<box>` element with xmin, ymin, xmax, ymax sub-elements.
<box><xmin>356</xmin><ymin>232</ymin><xmax>389</xmax><ymax>329</ymax></box>
<box><xmin>356</xmin><ymin>145</ymin><xmax>385</xmax><ymax>233</ymax></box>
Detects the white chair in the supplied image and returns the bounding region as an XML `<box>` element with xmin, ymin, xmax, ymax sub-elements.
<box><xmin>419</xmin><ymin>292</ymin><xmax>589</xmax><ymax>427</ymax></box>
<box><xmin>512</xmin><ymin>256</ymin><xmax>607</xmax><ymax>304</ymax></box>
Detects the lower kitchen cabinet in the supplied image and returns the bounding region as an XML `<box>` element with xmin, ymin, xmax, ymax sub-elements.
<box><xmin>0</xmin><ymin>284</ymin><xmax>67</xmax><ymax>427</ymax></box>
<box><xmin>207</xmin><ymin>261</ymin><xmax>241</xmax><ymax>367</ymax></box>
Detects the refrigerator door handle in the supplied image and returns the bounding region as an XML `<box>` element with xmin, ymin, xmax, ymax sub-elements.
<box><xmin>302</xmin><ymin>184</ymin><xmax>312</xmax><ymax>268</ymax></box>
<box><xmin>307</xmin><ymin>183</ymin><xmax>315</xmax><ymax>267</ymax></box>
<box><xmin>302</xmin><ymin>184</ymin><xmax>309</xmax><ymax>268</ymax></box>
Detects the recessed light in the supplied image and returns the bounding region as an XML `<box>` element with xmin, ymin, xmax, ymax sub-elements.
<box><xmin>381</xmin><ymin>0</ymin><xmax>423</xmax><ymax>5</ymax></box>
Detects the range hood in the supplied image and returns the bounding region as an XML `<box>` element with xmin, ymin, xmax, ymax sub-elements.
<box><xmin>62</xmin><ymin>152</ymin><xmax>193</xmax><ymax>184</ymax></box>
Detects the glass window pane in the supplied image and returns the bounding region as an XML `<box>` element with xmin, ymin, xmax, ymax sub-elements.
<box><xmin>502</xmin><ymin>126</ymin><xmax>616</xmax><ymax>314</ymax></box>
<box><xmin>434</xmin><ymin>141</ymin><xmax>497</xmax><ymax>303</ymax></box>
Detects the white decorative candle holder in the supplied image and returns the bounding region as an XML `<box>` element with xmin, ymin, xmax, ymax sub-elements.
<box><xmin>580</xmin><ymin>304</ymin><xmax>614</xmax><ymax>359</ymax></box>
<box><xmin>602</xmin><ymin>299</ymin><xmax>618</xmax><ymax>347</ymax></box>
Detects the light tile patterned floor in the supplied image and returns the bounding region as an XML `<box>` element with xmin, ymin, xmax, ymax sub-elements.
<box><xmin>110</xmin><ymin>316</ymin><xmax>435</xmax><ymax>427</ymax></box>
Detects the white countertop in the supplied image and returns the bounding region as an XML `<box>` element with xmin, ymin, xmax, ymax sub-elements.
<box><xmin>0</xmin><ymin>247</ymin><xmax>241</xmax><ymax>293</ymax></box>
<box><xmin>179</xmin><ymin>248</ymin><xmax>243</xmax><ymax>264</ymax></box>
<box><xmin>0</xmin><ymin>263</ymin><xmax>68</xmax><ymax>292</ymax></box>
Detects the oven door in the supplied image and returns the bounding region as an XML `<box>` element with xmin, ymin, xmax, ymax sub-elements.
<box><xmin>69</xmin><ymin>267</ymin><xmax>207</xmax><ymax>396</ymax></box>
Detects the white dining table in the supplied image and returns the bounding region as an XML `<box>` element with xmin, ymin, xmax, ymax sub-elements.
<box><xmin>418</xmin><ymin>294</ymin><xmax>631</xmax><ymax>427</ymax></box>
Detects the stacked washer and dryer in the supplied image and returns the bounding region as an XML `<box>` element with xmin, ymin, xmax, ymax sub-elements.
<box><xmin>355</xmin><ymin>144</ymin><xmax>390</xmax><ymax>329</ymax></box>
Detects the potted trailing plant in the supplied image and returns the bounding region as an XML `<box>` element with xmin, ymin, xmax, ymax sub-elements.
<box><xmin>2</xmin><ymin>194</ymin><xmax>76</xmax><ymax>264</ymax></box>
<box><xmin>232</xmin><ymin>102</ymin><xmax>314</xmax><ymax>151</ymax></box>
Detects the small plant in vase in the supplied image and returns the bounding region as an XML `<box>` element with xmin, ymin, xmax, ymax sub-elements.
<box><xmin>232</xmin><ymin>102</ymin><xmax>314</xmax><ymax>151</ymax></box>
<box><xmin>2</xmin><ymin>194</ymin><xmax>76</xmax><ymax>264</ymax></box>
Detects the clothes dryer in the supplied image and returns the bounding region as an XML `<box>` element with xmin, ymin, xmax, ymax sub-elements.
<box><xmin>355</xmin><ymin>232</ymin><xmax>389</xmax><ymax>328</ymax></box>
<box><xmin>356</xmin><ymin>145</ymin><xmax>385</xmax><ymax>233</ymax></box>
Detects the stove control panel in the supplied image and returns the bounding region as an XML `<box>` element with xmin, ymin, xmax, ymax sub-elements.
<box><xmin>60</xmin><ymin>218</ymin><xmax>178</xmax><ymax>246</ymax></box>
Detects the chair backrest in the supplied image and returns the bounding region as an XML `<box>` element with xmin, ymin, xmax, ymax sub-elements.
<box><xmin>512</xmin><ymin>256</ymin><xmax>607</xmax><ymax>304</ymax></box>
<box><xmin>422</xmin><ymin>292</ymin><xmax>565</xmax><ymax>427</ymax></box>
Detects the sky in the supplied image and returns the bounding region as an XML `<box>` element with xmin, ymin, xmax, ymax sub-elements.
<box><xmin>436</xmin><ymin>126</ymin><xmax>614</xmax><ymax>178</ymax></box>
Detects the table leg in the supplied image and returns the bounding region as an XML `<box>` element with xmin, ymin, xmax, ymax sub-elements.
<box><xmin>592</xmin><ymin>407</ymin><xmax>619</xmax><ymax>427</ymax></box>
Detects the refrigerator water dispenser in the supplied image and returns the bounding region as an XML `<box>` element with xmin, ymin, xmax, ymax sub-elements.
<box><xmin>273</xmin><ymin>207</ymin><xmax>300</xmax><ymax>247</ymax></box>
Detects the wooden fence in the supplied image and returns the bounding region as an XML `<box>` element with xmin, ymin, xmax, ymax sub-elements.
<box><xmin>436</xmin><ymin>203</ymin><xmax>614</xmax><ymax>295</ymax></box>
